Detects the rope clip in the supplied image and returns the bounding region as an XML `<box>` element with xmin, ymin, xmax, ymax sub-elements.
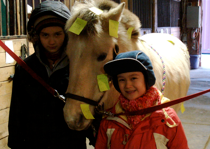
<box><xmin>54</xmin><ymin>89</ymin><xmax>66</xmax><ymax>103</ymax></box>
<box><xmin>95</xmin><ymin>105</ymin><xmax>114</xmax><ymax>117</ymax></box>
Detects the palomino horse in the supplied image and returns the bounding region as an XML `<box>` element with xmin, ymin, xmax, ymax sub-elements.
<box><xmin>63</xmin><ymin>0</ymin><xmax>190</xmax><ymax>131</ymax></box>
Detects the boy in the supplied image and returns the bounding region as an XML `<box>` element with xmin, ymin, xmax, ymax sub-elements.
<box><xmin>95</xmin><ymin>50</ymin><xmax>189</xmax><ymax>149</ymax></box>
<box><xmin>8</xmin><ymin>1</ymin><xmax>95</xmax><ymax>148</ymax></box>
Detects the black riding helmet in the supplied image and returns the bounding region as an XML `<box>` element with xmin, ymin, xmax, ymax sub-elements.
<box><xmin>27</xmin><ymin>1</ymin><xmax>71</xmax><ymax>44</ymax></box>
<box><xmin>104</xmin><ymin>50</ymin><xmax>156</xmax><ymax>93</ymax></box>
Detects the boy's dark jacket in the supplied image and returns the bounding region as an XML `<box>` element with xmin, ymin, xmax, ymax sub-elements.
<box><xmin>8</xmin><ymin>50</ymin><xmax>99</xmax><ymax>149</ymax></box>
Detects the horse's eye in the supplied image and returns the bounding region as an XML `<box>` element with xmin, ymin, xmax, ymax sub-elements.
<box><xmin>97</xmin><ymin>53</ymin><xmax>107</xmax><ymax>61</ymax></box>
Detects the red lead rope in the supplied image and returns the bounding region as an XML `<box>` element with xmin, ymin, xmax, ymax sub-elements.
<box><xmin>114</xmin><ymin>88</ymin><xmax>210</xmax><ymax>116</ymax></box>
<box><xmin>1</xmin><ymin>39</ymin><xmax>210</xmax><ymax>115</ymax></box>
<box><xmin>0</xmin><ymin>40</ymin><xmax>56</xmax><ymax>96</ymax></box>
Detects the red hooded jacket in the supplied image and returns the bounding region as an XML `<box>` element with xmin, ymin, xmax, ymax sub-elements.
<box><xmin>95</xmin><ymin>99</ymin><xmax>189</xmax><ymax>149</ymax></box>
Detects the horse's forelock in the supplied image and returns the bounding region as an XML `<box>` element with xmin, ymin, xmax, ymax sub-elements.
<box><xmin>66</xmin><ymin>0</ymin><xmax>122</xmax><ymax>38</ymax></box>
<box><xmin>65</xmin><ymin>0</ymin><xmax>141</xmax><ymax>41</ymax></box>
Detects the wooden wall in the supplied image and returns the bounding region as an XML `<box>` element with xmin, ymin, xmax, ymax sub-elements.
<box><xmin>158</xmin><ymin>0</ymin><xmax>181</xmax><ymax>27</ymax></box>
<box><xmin>141</xmin><ymin>27</ymin><xmax>181</xmax><ymax>39</ymax></box>
<box><xmin>0</xmin><ymin>39</ymin><xmax>27</xmax><ymax>149</ymax></box>
<box><xmin>132</xmin><ymin>0</ymin><xmax>152</xmax><ymax>28</ymax></box>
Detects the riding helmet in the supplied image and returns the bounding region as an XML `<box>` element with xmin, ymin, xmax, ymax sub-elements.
<box><xmin>104</xmin><ymin>50</ymin><xmax>156</xmax><ymax>92</ymax></box>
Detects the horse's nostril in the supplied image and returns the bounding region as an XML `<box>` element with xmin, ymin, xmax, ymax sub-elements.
<box><xmin>75</xmin><ymin>113</ymin><xmax>84</xmax><ymax>128</ymax></box>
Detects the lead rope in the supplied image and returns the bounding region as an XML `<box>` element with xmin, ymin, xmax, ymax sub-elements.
<box><xmin>0</xmin><ymin>40</ymin><xmax>65</xmax><ymax>102</ymax></box>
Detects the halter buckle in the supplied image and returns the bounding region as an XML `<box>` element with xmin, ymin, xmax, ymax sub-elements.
<box><xmin>54</xmin><ymin>89</ymin><xmax>66</xmax><ymax>103</ymax></box>
<box><xmin>95</xmin><ymin>105</ymin><xmax>114</xmax><ymax>116</ymax></box>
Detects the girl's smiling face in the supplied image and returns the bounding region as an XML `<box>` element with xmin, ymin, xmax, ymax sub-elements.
<box><xmin>117</xmin><ymin>71</ymin><xmax>146</xmax><ymax>100</ymax></box>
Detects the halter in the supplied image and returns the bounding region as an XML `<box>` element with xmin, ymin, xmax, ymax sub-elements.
<box><xmin>64</xmin><ymin>45</ymin><xmax>119</xmax><ymax>107</ymax></box>
<box><xmin>64</xmin><ymin>92</ymin><xmax>114</xmax><ymax>116</ymax></box>
<box><xmin>65</xmin><ymin>93</ymin><xmax>99</xmax><ymax>106</ymax></box>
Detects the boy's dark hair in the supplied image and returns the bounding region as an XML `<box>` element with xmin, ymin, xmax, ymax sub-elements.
<box><xmin>27</xmin><ymin>1</ymin><xmax>71</xmax><ymax>44</ymax></box>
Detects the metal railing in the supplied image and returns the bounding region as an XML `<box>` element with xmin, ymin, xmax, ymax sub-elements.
<box><xmin>28</xmin><ymin>0</ymin><xmax>76</xmax><ymax>11</ymax></box>
<box><xmin>0</xmin><ymin>0</ymin><xmax>132</xmax><ymax>39</ymax></box>
<box><xmin>0</xmin><ymin>0</ymin><xmax>82</xmax><ymax>39</ymax></box>
<box><xmin>0</xmin><ymin>0</ymin><xmax>28</xmax><ymax>39</ymax></box>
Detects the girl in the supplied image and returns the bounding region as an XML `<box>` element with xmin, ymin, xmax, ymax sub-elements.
<box><xmin>95</xmin><ymin>50</ymin><xmax>189</xmax><ymax>149</ymax></box>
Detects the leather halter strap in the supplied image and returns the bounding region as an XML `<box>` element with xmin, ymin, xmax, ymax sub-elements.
<box><xmin>65</xmin><ymin>93</ymin><xmax>99</xmax><ymax>106</ymax></box>
<box><xmin>64</xmin><ymin>45</ymin><xmax>119</xmax><ymax>106</ymax></box>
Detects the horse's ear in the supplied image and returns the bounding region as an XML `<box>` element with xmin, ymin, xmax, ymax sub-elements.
<box><xmin>104</xmin><ymin>2</ymin><xmax>125</xmax><ymax>22</ymax></box>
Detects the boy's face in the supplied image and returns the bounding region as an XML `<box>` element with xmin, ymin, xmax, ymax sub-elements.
<box><xmin>39</xmin><ymin>26</ymin><xmax>65</xmax><ymax>54</ymax></box>
<box><xmin>117</xmin><ymin>71</ymin><xmax>146</xmax><ymax>100</ymax></box>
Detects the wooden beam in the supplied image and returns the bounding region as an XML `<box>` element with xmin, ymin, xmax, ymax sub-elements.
<box><xmin>6</xmin><ymin>0</ymin><xmax>10</xmax><ymax>35</ymax></box>
<box><xmin>0</xmin><ymin>0</ymin><xmax>2</xmax><ymax>36</ymax></box>
<box><xmin>152</xmin><ymin>0</ymin><xmax>157</xmax><ymax>33</ymax></box>
<box><xmin>14</xmin><ymin>0</ymin><xmax>17</xmax><ymax>35</ymax></box>
<box><xmin>17</xmin><ymin>0</ymin><xmax>21</xmax><ymax>35</ymax></box>
<box><xmin>128</xmin><ymin>0</ymin><xmax>133</xmax><ymax>11</ymax></box>
<box><xmin>70</xmin><ymin>0</ymin><xmax>75</xmax><ymax>11</ymax></box>
<box><xmin>20</xmin><ymin>0</ymin><xmax>24</xmax><ymax>35</ymax></box>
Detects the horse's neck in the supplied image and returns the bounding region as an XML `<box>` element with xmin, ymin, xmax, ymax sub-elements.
<box><xmin>103</xmin><ymin>85</ymin><xmax>120</xmax><ymax>110</ymax></box>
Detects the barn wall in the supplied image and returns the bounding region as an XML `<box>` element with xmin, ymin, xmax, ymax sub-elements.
<box><xmin>141</xmin><ymin>27</ymin><xmax>180</xmax><ymax>39</ymax></box>
<box><xmin>0</xmin><ymin>38</ymin><xmax>27</xmax><ymax>149</ymax></box>
<box><xmin>132</xmin><ymin>0</ymin><xmax>152</xmax><ymax>28</ymax></box>
<box><xmin>158</xmin><ymin>0</ymin><xmax>181</xmax><ymax>27</ymax></box>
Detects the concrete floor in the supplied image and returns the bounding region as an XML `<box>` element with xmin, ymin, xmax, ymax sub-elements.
<box><xmin>178</xmin><ymin>55</ymin><xmax>210</xmax><ymax>149</ymax></box>
<box><xmin>87</xmin><ymin>54</ymin><xmax>210</xmax><ymax>149</ymax></box>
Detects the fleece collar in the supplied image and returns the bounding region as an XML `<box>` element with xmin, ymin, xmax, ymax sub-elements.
<box><xmin>35</xmin><ymin>44</ymin><xmax>69</xmax><ymax>77</ymax></box>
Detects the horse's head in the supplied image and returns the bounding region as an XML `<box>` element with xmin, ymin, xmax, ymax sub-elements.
<box><xmin>64</xmin><ymin>0</ymin><xmax>141</xmax><ymax>130</ymax></box>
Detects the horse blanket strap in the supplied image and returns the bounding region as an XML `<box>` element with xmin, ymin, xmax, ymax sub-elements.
<box><xmin>140</xmin><ymin>39</ymin><xmax>166</xmax><ymax>94</ymax></box>
<box><xmin>114</xmin><ymin>88</ymin><xmax>210</xmax><ymax>116</ymax></box>
<box><xmin>149</xmin><ymin>45</ymin><xmax>166</xmax><ymax>94</ymax></box>
<box><xmin>0</xmin><ymin>40</ymin><xmax>61</xmax><ymax>99</ymax></box>
<box><xmin>65</xmin><ymin>93</ymin><xmax>98</xmax><ymax>106</ymax></box>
